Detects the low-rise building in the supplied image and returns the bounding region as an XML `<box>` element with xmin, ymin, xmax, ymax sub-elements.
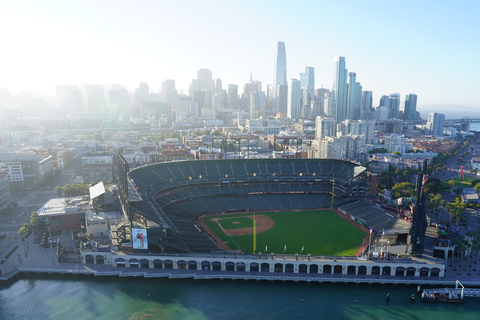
<box><xmin>461</xmin><ymin>188</ymin><xmax>479</xmax><ymax>204</ymax></box>
<box><xmin>37</xmin><ymin>196</ymin><xmax>92</xmax><ymax>234</ymax></box>
<box><xmin>0</xmin><ymin>152</ymin><xmax>54</xmax><ymax>189</ymax></box>
<box><xmin>0</xmin><ymin>169</ymin><xmax>12</xmax><ymax>209</ymax></box>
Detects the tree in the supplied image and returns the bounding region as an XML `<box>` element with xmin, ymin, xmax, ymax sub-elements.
<box><xmin>446</xmin><ymin>198</ymin><xmax>467</xmax><ymax>226</ymax></box>
<box><xmin>427</xmin><ymin>193</ymin><xmax>443</xmax><ymax>214</ymax></box>
<box><xmin>18</xmin><ymin>223</ymin><xmax>31</xmax><ymax>257</ymax></box>
<box><xmin>30</xmin><ymin>211</ymin><xmax>39</xmax><ymax>225</ymax></box>
<box><xmin>380</xmin><ymin>171</ymin><xmax>395</xmax><ymax>189</ymax></box>
<box><xmin>448</xmin><ymin>179</ymin><xmax>456</xmax><ymax>190</ymax></box>
<box><xmin>424</xmin><ymin>178</ymin><xmax>441</xmax><ymax>194</ymax></box>
<box><xmin>55</xmin><ymin>183</ymin><xmax>90</xmax><ymax>197</ymax></box>
<box><xmin>471</xmin><ymin>179</ymin><xmax>480</xmax><ymax>188</ymax></box>
<box><xmin>391</xmin><ymin>182</ymin><xmax>415</xmax><ymax>199</ymax></box>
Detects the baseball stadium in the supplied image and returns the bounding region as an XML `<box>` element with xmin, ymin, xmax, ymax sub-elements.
<box><xmin>127</xmin><ymin>158</ymin><xmax>368</xmax><ymax>253</ymax></box>
<box><xmin>92</xmin><ymin>156</ymin><xmax>445</xmax><ymax>279</ymax></box>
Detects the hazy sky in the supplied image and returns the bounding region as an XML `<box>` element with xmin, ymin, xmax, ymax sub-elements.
<box><xmin>1</xmin><ymin>0</ymin><xmax>479</xmax><ymax>112</ymax></box>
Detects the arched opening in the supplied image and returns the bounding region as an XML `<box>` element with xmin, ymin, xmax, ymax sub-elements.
<box><xmin>323</xmin><ymin>265</ymin><xmax>332</xmax><ymax>274</ymax></box>
<box><xmin>285</xmin><ymin>263</ymin><xmax>294</xmax><ymax>273</ymax></box>
<box><xmin>299</xmin><ymin>264</ymin><xmax>308</xmax><ymax>273</ymax></box>
<box><xmin>274</xmin><ymin>263</ymin><xmax>283</xmax><ymax>273</ymax></box>
<box><xmin>395</xmin><ymin>267</ymin><xmax>405</xmax><ymax>276</ymax></box>
<box><xmin>347</xmin><ymin>265</ymin><xmax>356</xmax><ymax>275</ymax></box>
<box><xmin>85</xmin><ymin>255</ymin><xmax>94</xmax><ymax>264</ymax></box>
<box><xmin>309</xmin><ymin>264</ymin><xmax>318</xmax><ymax>274</ymax></box>
<box><xmin>334</xmin><ymin>265</ymin><xmax>343</xmax><ymax>274</ymax></box>
<box><xmin>419</xmin><ymin>267</ymin><xmax>429</xmax><ymax>277</ymax></box>
<box><xmin>430</xmin><ymin>267</ymin><xmax>440</xmax><ymax>277</ymax></box>
<box><xmin>95</xmin><ymin>255</ymin><xmax>104</xmax><ymax>264</ymax></box>
<box><xmin>261</xmin><ymin>263</ymin><xmax>270</xmax><ymax>272</ymax></box>
<box><xmin>153</xmin><ymin>259</ymin><xmax>162</xmax><ymax>269</ymax></box>
<box><xmin>115</xmin><ymin>258</ymin><xmax>125</xmax><ymax>267</ymax></box>
<box><xmin>382</xmin><ymin>266</ymin><xmax>391</xmax><ymax>276</ymax></box>
<box><xmin>177</xmin><ymin>260</ymin><xmax>187</xmax><ymax>270</ymax></box>
<box><xmin>129</xmin><ymin>258</ymin><xmax>139</xmax><ymax>268</ymax></box>
<box><xmin>225</xmin><ymin>261</ymin><xmax>235</xmax><ymax>271</ymax></box>
<box><xmin>236</xmin><ymin>262</ymin><xmax>246</xmax><ymax>271</ymax></box>
<box><xmin>371</xmin><ymin>266</ymin><xmax>380</xmax><ymax>275</ymax></box>
<box><xmin>188</xmin><ymin>260</ymin><xmax>197</xmax><ymax>270</ymax></box>
<box><xmin>250</xmin><ymin>263</ymin><xmax>259</xmax><ymax>272</ymax></box>
<box><xmin>164</xmin><ymin>260</ymin><xmax>173</xmax><ymax>269</ymax></box>
<box><xmin>212</xmin><ymin>261</ymin><xmax>222</xmax><ymax>271</ymax></box>
<box><xmin>358</xmin><ymin>266</ymin><xmax>367</xmax><ymax>275</ymax></box>
<box><xmin>201</xmin><ymin>261</ymin><xmax>211</xmax><ymax>271</ymax></box>
<box><xmin>139</xmin><ymin>259</ymin><xmax>150</xmax><ymax>268</ymax></box>
<box><xmin>406</xmin><ymin>267</ymin><xmax>416</xmax><ymax>276</ymax></box>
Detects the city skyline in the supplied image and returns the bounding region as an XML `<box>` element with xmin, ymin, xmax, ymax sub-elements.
<box><xmin>1</xmin><ymin>1</ymin><xmax>479</xmax><ymax>116</ymax></box>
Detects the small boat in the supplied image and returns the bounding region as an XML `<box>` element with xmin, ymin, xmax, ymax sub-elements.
<box><xmin>386</xmin><ymin>293</ymin><xmax>390</xmax><ymax>301</ymax></box>
<box><xmin>421</xmin><ymin>288</ymin><xmax>463</xmax><ymax>303</ymax></box>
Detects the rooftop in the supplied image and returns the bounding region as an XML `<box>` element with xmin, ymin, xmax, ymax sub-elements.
<box><xmin>38</xmin><ymin>196</ymin><xmax>91</xmax><ymax>216</ymax></box>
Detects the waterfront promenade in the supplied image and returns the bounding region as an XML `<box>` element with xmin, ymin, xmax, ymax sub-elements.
<box><xmin>2</xmin><ymin>232</ymin><xmax>480</xmax><ymax>288</ymax></box>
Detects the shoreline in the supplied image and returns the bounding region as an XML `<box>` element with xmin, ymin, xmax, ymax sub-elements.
<box><xmin>2</xmin><ymin>264</ymin><xmax>480</xmax><ymax>288</ymax></box>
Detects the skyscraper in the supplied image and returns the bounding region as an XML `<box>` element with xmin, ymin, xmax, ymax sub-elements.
<box><xmin>162</xmin><ymin>80</ymin><xmax>177</xmax><ymax>105</ymax></box>
<box><xmin>273</xmin><ymin>42</ymin><xmax>287</xmax><ymax>110</ymax></box>
<box><xmin>300</xmin><ymin>66</ymin><xmax>315</xmax><ymax>102</ymax></box>
<box><xmin>287</xmin><ymin>79</ymin><xmax>301</xmax><ymax>119</ymax></box>
<box><xmin>427</xmin><ymin>113</ymin><xmax>445</xmax><ymax>136</ymax></box>
<box><xmin>361</xmin><ymin>91</ymin><xmax>373</xmax><ymax>120</ymax></box>
<box><xmin>388</xmin><ymin>93</ymin><xmax>400</xmax><ymax>119</ymax></box>
<box><xmin>87</xmin><ymin>84</ymin><xmax>106</xmax><ymax>112</ymax></box>
<box><xmin>330</xmin><ymin>57</ymin><xmax>348</xmax><ymax>121</ymax></box>
<box><xmin>227</xmin><ymin>84</ymin><xmax>238</xmax><ymax>108</ymax></box>
<box><xmin>404</xmin><ymin>94</ymin><xmax>417</xmax><ymax>120</ymax></box>
<box><xmin>346</xmin><ymin>72</ymin><xmax>361</xmax><ymax>120</ymax></box>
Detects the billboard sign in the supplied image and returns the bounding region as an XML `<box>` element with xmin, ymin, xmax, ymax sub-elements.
<box><xmin>132</xmin><ymin>228</ymin><xmax>148</xmax><ymax>250</ymax></box>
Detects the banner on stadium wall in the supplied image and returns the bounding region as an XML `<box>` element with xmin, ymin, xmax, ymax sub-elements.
<box><xmin>132</xmin><ymin>228</ymin><xmax>148</xmax><ymax>250</ymax></box>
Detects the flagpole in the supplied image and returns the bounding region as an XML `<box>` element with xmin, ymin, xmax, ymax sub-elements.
<box><xmin>369</xmin><ymin>229</ymin><xmax>372</xmax><ymax>260</ymax></box>
<box><xmin>253</xmin><ymin>210</ymin><xmax>256</xmax><ymax>254</ymax></box>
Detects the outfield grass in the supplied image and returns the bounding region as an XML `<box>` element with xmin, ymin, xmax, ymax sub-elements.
<box><xmin>203</xmin><ymin>210</ymin><xmax>366</xmax><ymax>256</ymax></box>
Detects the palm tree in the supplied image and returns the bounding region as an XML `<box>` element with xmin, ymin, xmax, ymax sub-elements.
<box><xmin>17</xmin><ymin>223</ymin><xmax>30</xmax><ymax>257</ymax></box>
<box><xmin>30</xmin><ymin>211</ymin><xmax>39</xmax><ymax>235</ymax></box>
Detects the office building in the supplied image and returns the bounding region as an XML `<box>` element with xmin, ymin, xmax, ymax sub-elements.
<box><xmin>315</xmin><ymin>117</ymin><xmax>336</xmax><ymax>140</ymax></box>
<box><xmin>227</xmin><ymin>84</ymin><xmax>238</xmax><ymax>108</ymax></box>
<box><xmin>162</xmin><ymin>80</ymin><xmax>177</xmax><ymax>105</ymax></box>
<box><xmin>330</xmin><ymin>57</ymin><xmax>348</xmax><ymax>121</ymax></box>
<box><xmin>300</xmin><ymin>66</ymin><xmax>315</xmax><ymax>103</ymax></box>
<box><xmin>273</xmin><ymin>41</ymin><xmax>287</xmax><ymax>100</ymax></box>
<box><xmin>361</xmin><ymin>91</ymin><xmax>373</xmax><ymax>120</ymax></box>
<box><xmin>346</xmin><ymin>73</ymin><xmax>361</xmax><ymax>120</ymax></box>
<box><xmin>427</xmin><ymin>113</ymin><xmax>445</xmax><ymax>136</ymax></box>
<box><xmin>388</xmin><ymin>93</ymin><xmax>400</xmax><ymax>119</ymax></box>
<box><xmin>87</xmin><ymin>84</ymin><xmax>106</xmax><ymax>112</ymax></box>
<box><xmin>404</xmin><ymin>94</ymin><xmax>417</xmax><ymax>120</ymax></box>
<box><xmin>287</xmin><ymin>79</ymin><xmax>301</xmax><ymax>119</ymax></box>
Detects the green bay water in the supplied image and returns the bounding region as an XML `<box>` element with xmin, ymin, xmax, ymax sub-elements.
<box><xmin>1</xmin><ymin>275</ymin><xmax>480</xmax><ymax>320</ymax></box>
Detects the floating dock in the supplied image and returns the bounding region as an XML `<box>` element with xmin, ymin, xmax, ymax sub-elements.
<box><xmin>421</xmin><ymin>287</ymin><xmax>463</xmax><ymax>303</ymax></box>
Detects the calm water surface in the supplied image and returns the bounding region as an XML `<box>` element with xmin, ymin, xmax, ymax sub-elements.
<box><xmin>1</xmin><ymin>275</ymin><xmax>480</xmax><ymax>320</ymax></box>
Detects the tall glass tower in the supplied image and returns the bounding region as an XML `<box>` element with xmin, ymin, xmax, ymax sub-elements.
<box><xmin>331</xmin><ymin>57</ymin><xmax>348</xmax><ymax>121</ymax></box>
<box><xmin>273</xmin><ymin>42</ymin><xmax>287</xmax><ymax>109</ymax></box>
<box><xmin>404</xmin><ymin>94</ymin><xmax>417</xmax><ymax>120</ymax></box>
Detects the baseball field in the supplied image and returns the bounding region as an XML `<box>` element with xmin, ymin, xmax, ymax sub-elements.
<box><xmin>201</xmin><ymin>209</ymin><xmax>367</xmax><ymax>256</ymax></box>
